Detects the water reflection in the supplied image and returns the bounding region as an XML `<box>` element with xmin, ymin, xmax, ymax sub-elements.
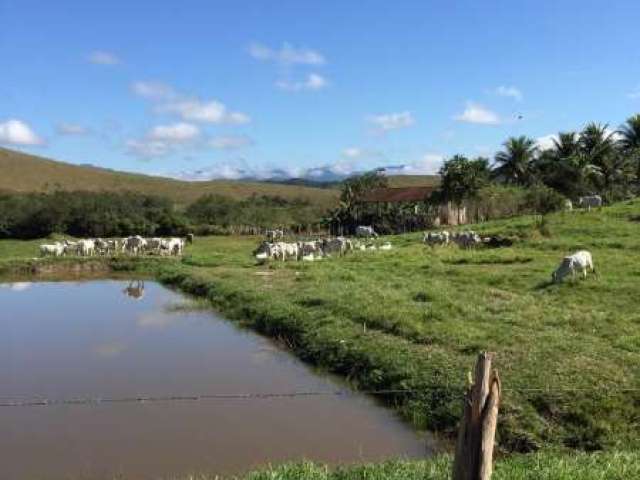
<box><xmin>0</xmin><ymin>281</ymin><xmax>32</xmax><ymax>291</ymax></box>
<box><xmin>122</xmin><ymin>279</ymin><xmax>145</xmax><ymax>300</ymax></box>
<box><xmin>1</xmin><ymin>280</ymin><xmax>430</xmax><ymax>480</ymax></box>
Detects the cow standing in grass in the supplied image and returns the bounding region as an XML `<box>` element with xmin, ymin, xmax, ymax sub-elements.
<box><xmin>552</xmin><ymin>250</ymin><xmax>595</xmax><ymax>283</ymax></box>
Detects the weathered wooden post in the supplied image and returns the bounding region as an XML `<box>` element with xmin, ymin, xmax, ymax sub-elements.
<box><xmin>452</xmin><ymin>352</ymin><xmax>501</xmax><ymax>480</ymax></box>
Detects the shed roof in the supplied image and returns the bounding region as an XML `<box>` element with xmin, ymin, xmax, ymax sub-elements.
<box><xmin>361</xmin><ymin>186</ymin><xmax>437</xmax><ymax>203</ymax></box>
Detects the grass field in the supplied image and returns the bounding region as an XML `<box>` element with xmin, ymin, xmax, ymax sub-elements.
<box><xmin>237</xmin><ymin>450</ymin><xmax>639</xmax><ymax>479</ymax></box>
<box><xmin>1</xmin><ymin>201</ymin><xmax>639</xmax><ymax>468</ymax></box>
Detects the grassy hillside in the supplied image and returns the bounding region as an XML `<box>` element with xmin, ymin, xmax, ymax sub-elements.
<box><xmin>0</xmin><ymin>148</ymin><xmax>339</xmax><ymax>207</ymax></box>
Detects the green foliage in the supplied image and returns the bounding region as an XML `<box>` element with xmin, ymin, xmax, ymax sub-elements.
<box><xmin>0</xmin><ymin>191</ymin><xmax>189</xmax><ymax>239</ymax></box>
<box><xmin>436</xmin><ymin>155</ymin><xmax>490</xmax><ymax>205</ymax></box>
<box><xmin>493</xmin><ymin>136</ymin><xmax>539</xmax><ymax>186</ymax></box>
<box><xmin>185</xmin><ymin>193</ymin><xmax>320</xmax><ymax>228</ymax></box>
<box><xmin>236</xmin><ymin>451</ymin><xmax>640</xmax><ymax>480</ymax></box>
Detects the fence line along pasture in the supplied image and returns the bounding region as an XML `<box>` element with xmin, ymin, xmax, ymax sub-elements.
<box><xmin>1</xmin><ymin>384</ymin><xmax>637</xmax><ymax>408</ymax></box>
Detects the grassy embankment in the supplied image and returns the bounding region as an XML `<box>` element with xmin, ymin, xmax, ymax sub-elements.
<box><xmin>1</xmin><ymin>201</ymin><xmax>639</xmax><ymax>473</ymax></box>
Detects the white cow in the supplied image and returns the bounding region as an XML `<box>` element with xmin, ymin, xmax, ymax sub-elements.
<box><xmin>564</xmin><ymin>199</ymin><xmax>573</xmax><ymax>211</ymax></box>
<box><xmin>63</xmin><ymin>240</ymin><xmax>79</xmax><ymax>256</ymax></box>
<box><xmin>424</xmin><ymin>231</ymin><xmax>450</xmax><ymax>246</ymax></box>
<box><xmin>40</xmin><ymin>243</ymin><xmax>64</xmax><ymax>257</ymax></box>
<box><xmin>266</xmin><ymin>229</ymin><xmax>284</xmax><ymax>242</ymax></box>
<box><xmin>254</xmin><ymin>241</ymin><xmax>281</xmax><ymax>261</ymax></box>
<box><xmin>552</xmin><ymin>250</ymin><xmax>595</xmax><ymax>283</ymax></box>
<box><xmin>146</xmin><ymin>237</ymin><xmax>163</xmax><ymax>255</ymax></box>
<box><xmin>356</xmin><ymin>226</ymin><xmax>378</xmax><ymax>238</ymax></box>
<box><xmin>77</xmin><ymin>239</ymin><xmax>95</xmax><ymax>257</ymax></box>
<box><xmin>277</xmin><ymin>242</ymin><xmax>299</xmax><ymax>261</ymax></box>
<box><xmin>578</xmin><ymin>195</ymin><xmax>602</xmax><ymax>211</ymax></box>
<box><xmin>124</xmin><ymin>236</ymin><xmax>146</xmax><ymax>255</ymax></box>
<box><xmin>451</xmin><ymin>231</ymin><xmax>482</xmax><ymax>248</ymax></box>
<box><xmin>160</xmin><ymin>237</ymin><xmax>184</xmax><ymax>256</ymax></box>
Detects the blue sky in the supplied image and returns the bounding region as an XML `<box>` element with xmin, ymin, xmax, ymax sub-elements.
<box><xmin>1</xmin><ymin>0</ymin><xmax>639</xmax><ymax>180</ymax></box>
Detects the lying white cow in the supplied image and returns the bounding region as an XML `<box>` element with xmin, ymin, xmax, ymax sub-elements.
<box><xmin>552</xmin><ymin>250</ymin><xmax>595</xmax><ymax>283</ymax></box>
<box><xmin>356</xmin><ymin>226</ymin><xmax>378</xmax><ymax>238</ymax></box>
<box><xmin>578</xmin><ymin>195</ymin><xmax>602</xmax><ymax>211</ymax></box>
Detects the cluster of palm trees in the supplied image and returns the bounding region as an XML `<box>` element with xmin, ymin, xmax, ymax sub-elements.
<box><xmin>493</xmin><ymin>114</ymin><xmax>640</xmax><ymax>201</ymax></box>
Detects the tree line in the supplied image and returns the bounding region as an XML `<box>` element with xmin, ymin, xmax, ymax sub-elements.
<box><xmin>438</xmin><ymin>114</ymin><xmax>640</xmax><ymax>207</ymax></box>
<box><xmin>327</xmin><ymin>114</ymin><xmax>640</xmax><ymax>234</ymax></box>
<box><xmin>0</xmin><ymin>191</ymin><xmax>325</xmax><ymax>239</ymax></box>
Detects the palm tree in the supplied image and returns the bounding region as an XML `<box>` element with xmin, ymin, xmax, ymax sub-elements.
<box><xmin>534</xmin><ymin>131</ymin><xmax>583</xmax><ymax>197</ymax></box>
<box><xmin>493</xmin><ymin>136</ymin><xmax>538</xmax><ymax>186</ymax></box>
<box><xmin>618</xmin><ymin>114</ymin><xmax>640</xmax><ymax>151</ymax></box>
<box><xmin>618</xmin><ymin>114</ymin><xmax>640</xmax><ymax>184</ymax></box>
<box><xmin>579</xmin><ymin>122</ymin><xmax>632</xmax><ymax>199</ymax></box>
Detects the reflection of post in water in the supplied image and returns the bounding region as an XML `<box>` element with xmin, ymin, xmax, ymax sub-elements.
<box><xmin>123</xmin><ymin>280</ymin><xmax>145</xmax><ymax>300</ymax></box>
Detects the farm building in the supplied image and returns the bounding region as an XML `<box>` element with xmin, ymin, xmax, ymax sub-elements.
<box><xmin>361</xmin><ymin>186</ymin><xmax>468</xmax><ymax>226</ymax></box>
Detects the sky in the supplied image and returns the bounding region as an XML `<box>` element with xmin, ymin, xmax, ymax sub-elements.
<box><xmin>1</xmin><ymin>0</ymin><xmax>640</xmax><ymax>181</ymax></box>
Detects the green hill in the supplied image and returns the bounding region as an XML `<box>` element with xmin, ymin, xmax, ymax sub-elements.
<box><xmin>0</xmin><ymin>148</ymin><xmax>339</xmax><ymax>207</ymax></box>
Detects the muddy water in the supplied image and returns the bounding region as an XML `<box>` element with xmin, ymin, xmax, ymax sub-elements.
<box><xmin>0</xmin><ymin>280</ymin><xmax>430</xmax><ymax>479</ymax></box>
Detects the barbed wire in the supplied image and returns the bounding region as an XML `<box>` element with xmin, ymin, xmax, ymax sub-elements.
<box><xmin>1</xmin><ymin>385</ymin><xmax>638</xmax><ymax>408</ymax></box>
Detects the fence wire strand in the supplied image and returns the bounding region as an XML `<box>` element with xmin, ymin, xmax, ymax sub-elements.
<box><xmin>1</xmin><ymin>385</ymin><xmax>638</xmax><ymax>408</ymax></box>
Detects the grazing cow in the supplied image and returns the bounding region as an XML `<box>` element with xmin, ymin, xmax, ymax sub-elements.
<box><xmin>451</xmin><ymin>231</ymin><xmax>482</xmax><ymax>249</ymax></box>
<box><xmin>160</xmin><ymin>237</ymin><xmax>184</xmax><ymax>256</ymax></box>
<box><xmin>356</xmin><ymin>226</ymin><xmax>378</xmax><ymax>238</ymax></box>
<box><xmin>77</xmin><ymin>239</ymin><xmax>96</xmax><ymax>257</ymax></box>
<box><xmin>277</xmin><ymin>242</ymin><xmax>299</xmax><ymax>261</ymax></box>
<box><xmin>552</xmin><ymin>250</ymin><xmax>595</xmax><ymax>283</ymax></box>
<box><xmin>578</xmin><ymin>195</ymin><xmax>602</xmax><ymax>211</ymax></box>
<box><xmin>266</xmin><ymin>229</ymin><xmax>284</xmax><ymax>242</ymax></box>
<box><xmin>146</xmin><ymin>237</ymin><xmax>163</xmax><ymax>255</ymax></box>
<box><xmin>298</xmin><ymin>240</ymin><xmax>323</xmax><ymax>259</ymax></box>
<box><xmin>63</xmin><ymin>240</ymin><xmax>80</xmax><ymax>256</ymax></box>
<box><xmin>40</xmin><ymin>243</ymin><xmax>64</xmax><ymax>257</ymax></box>
<box><xmin>424</xmin><ymin>231</ymin><xmax>450</xmax><ymax>246</ymax></box>
<box><xmin>321</xmin><ymin>237</ymin><xmax>351</xmax><ymax>256</ymax></box>
<box><xmin>254</xmin><ymin>241</ymin><xmax>282</xmax><ymax>261</ymax></box>
<box><xmin>124</xmin><ymin>236</ymin><xmax>147</xmax><ymax>255</ymax></box>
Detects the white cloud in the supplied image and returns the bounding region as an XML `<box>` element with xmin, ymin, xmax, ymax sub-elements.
<box><xmin>148</xmin><ymin>122</ymin><xmax>200</xmax><ymax>142</ymax></box>
<box><xmin>125</xmin><ymin>139</ymin><xmax>171</xmax><ymax>158</ymax></box>
<box><xmin>0</xmin><ymin>119</ymin><xmax>44</xmax><ymax>145</ymax></box>
<box><xmin>131</xmin><ymin>81</ymin><xmax>176</xmax><ymax>100</ymax></box>
<box><xmin>494</xmin><ymin>85</ymin><xmax>523</xmax><ymax>101</ymax></box>
<box><xmin>159</xmin><ymin>99</ymin><xmax>251</xmax><ymax>124</ymax></box>
<box><xmin>367</xmin><ymin>111</ymin><xmax>415</xmax><ymax>132</ymax></box>
<box><xmin>126</xmin><ymin>122</ymin><xmax>200</xmax><ymax>158</ymax></box>
<box><xmin>342</xmin><ymin>147</ymin><xmax>363</xmax><ymax>158</ymax></box>
<box><xmin>56</xmin><ymin>123</ymin><xmax>89</xmax><ymax>135</ymax></box>
<box><xmin>536</xmin><ymin>134</ymin><xmax>558</xmax><ymax>151</ymax></box>
<box><xmin>276</xmin><ymin>73</ymin><xmax>328</xmax><ymax>91</ymax></box>
<box><xmin>87</xmin><ymin>50</ymin><xmax>120</xmax><ymax>65</ymax></box>
<box><xmin>210</xmin><ymin>135</ymin><xmax>254</xmax><ymax>149</ymax></box>
<box><xmin>248</xmin><ymin>42</ymin><xmax>325</xmax><ymax>66</ymax></box>
<box><xmin>454</xmin><ymin>102</ymin><xmax>501</xmax><ymax>125</ymax></box>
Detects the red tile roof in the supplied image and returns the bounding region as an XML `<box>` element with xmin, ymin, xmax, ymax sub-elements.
<box><xmin>361</xmin><ymin>186</ymin><xmax>437</xmax><ymax>203</ymax></box>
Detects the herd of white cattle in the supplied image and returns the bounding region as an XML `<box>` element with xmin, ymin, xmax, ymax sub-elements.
<box><xmin>255</xmin><ymin>236</ymin><xmax>392</xmax><ymax>262</ymax></box>
<box><xmin>39</xmin><ymin>236</ymin><xmax>187</xmax><ymax>257</ymax></box>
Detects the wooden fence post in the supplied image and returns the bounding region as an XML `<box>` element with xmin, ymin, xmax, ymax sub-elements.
<box><xmin>452</xmin><ymin>352</ymin><xmax>501</xmax><ymax>480</ymax></box>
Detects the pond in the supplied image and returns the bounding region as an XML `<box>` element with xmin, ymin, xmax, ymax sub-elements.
<box><xmin>0</xmin><ymin>280</ymin><xmax>431</xmax><ymax>479</ymax></box>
